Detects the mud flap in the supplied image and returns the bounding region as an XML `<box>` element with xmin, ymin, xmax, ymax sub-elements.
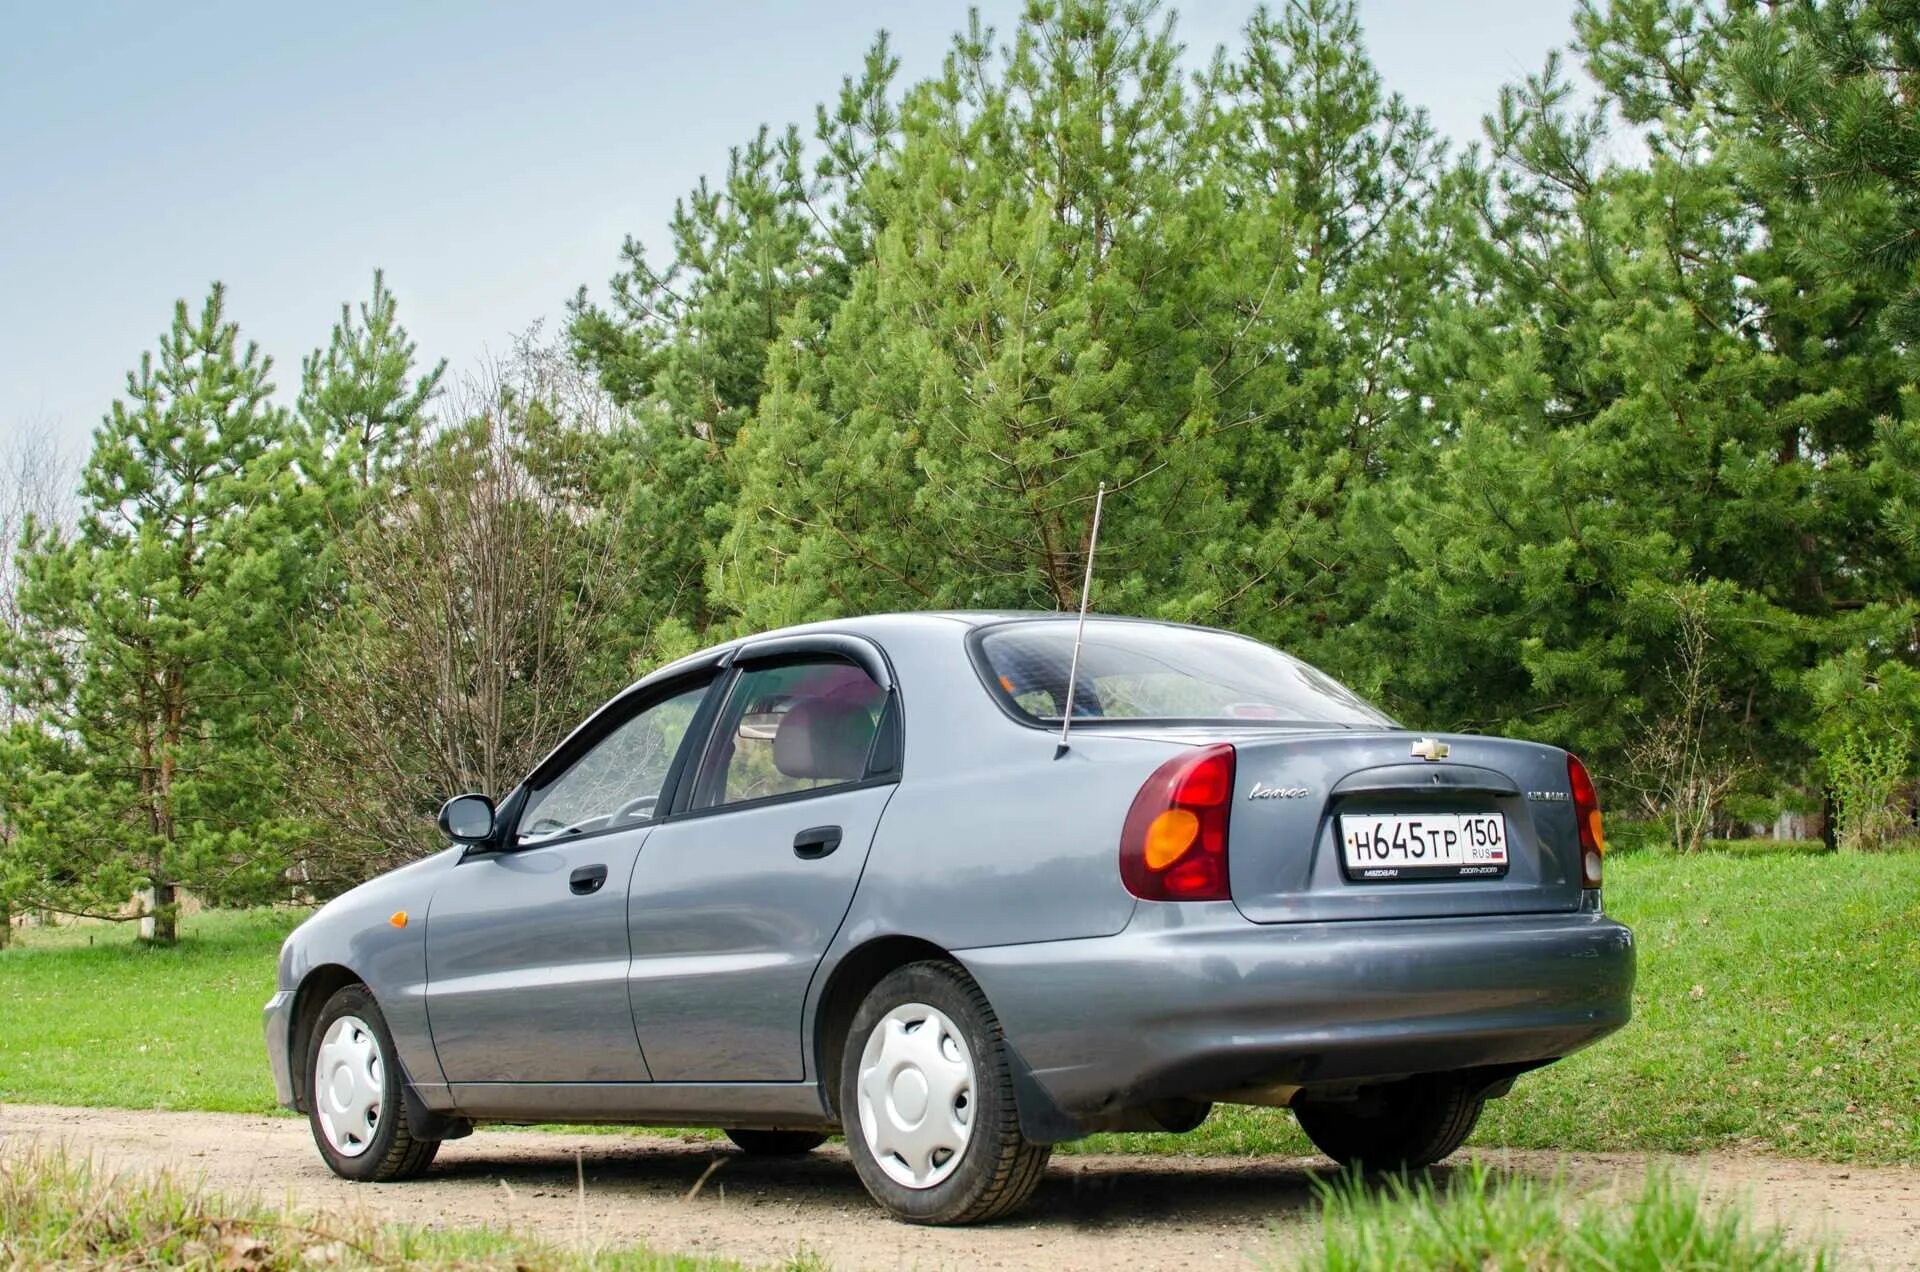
<box><xmin>402</xmin><ymin>1082</ymin><xmax>473</xmax><ymax>1142</ymax></box>
<box><xmin>1004</xmin><ymin>1042</ymin><xmax>1087</xmax><ymax>1144</ymax></box>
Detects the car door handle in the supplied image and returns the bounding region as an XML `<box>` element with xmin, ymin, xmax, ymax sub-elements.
<box><xmin>569</xmin><ymin>864</ymin><xmax>609</xmax><ymax>895</ymax></box>
<box><xmin>793</xmin><ymin>826</ymin><xmax>842</xmax><ymax>860</ymax></box>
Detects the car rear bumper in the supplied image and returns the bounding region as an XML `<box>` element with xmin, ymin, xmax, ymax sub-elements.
<box><xmin>957</xmin><ymin>900</ymin><xmax>1633</xmax><ymax>1137</ymax></box>
<box><xmin>263</xmin><ymin>990</ymin><xmax>297</xmax><ymax>1110</ymax></box>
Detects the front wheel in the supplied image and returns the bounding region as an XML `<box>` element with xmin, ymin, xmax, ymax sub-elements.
<box><xmin>840</xmin><ymin>961</ymin><xmax>1050</xmax><ymax>1224</ymax></box>
<box><xmin>1293</xmin><ymin>1074</ymin><xmax>1483</xmax><ymax>1171</ymax></box>
<box><xmin>304</xmin><ymin>984</ymin><xmax>439</xmax><ymax>1182</ymax></box>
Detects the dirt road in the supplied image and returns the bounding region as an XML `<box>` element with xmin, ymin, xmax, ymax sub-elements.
<box><xmin>3</xmin><ymin>1104</ymin><xmax>1916</xmax><ymax>1269</ymax></box>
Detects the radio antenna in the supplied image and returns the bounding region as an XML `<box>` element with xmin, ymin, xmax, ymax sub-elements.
<box><xmin>1055</xmin><ymin>481</ymin><xmax>1106</xmax><ymax>759</ymax></box>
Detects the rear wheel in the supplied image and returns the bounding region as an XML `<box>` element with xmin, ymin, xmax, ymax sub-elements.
<box><xmin>840</xmin><ymin>961</ymin><xmax>1050</xmax><ymax>1224</ymax></box>
<box><xmin>1294</xmin><ymin>1074</ymin><xmax>1483</xmax><ymax>1171</ymax></box>
<box><xmin>305</xmin><ymin>984</ymin><xmax>438</xmax><ymax>1182</ymax></box>
<box><xmin>724</xmin><ymin>1129</ymin><xmax>827</xmax><ymax>1156</ymax></box>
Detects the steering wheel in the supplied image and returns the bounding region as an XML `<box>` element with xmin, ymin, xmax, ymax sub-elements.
<box><xmin>613</xmin><ymin>795</ymin><xmax>658</xmax><ymax>823</ymax></box>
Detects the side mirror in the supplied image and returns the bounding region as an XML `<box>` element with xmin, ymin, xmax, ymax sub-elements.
<box><xmin>437</xmin><ymin>793</ymin><xmax>496</xmax><ymax>844</ymax></box>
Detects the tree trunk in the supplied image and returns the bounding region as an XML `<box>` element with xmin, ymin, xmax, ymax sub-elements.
<box><xmin>143</xmin><ymin>881</ymin><xmax>177</xmax><ymax>944</ymax></box>
<box><xmin>0</xmin><ymin>899</ymin><xmax>10</xmax><ymax>949</ymax></box>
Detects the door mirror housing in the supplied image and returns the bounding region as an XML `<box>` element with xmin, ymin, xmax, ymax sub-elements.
<box><xmin>438</xmin><ymin>793</ymin><xmax>496</xmax><ymax>844</ymax></box>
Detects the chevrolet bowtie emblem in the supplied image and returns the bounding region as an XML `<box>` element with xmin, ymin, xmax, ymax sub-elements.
<box><xmin>1410</xmin><ymin>738</ymin><xmax>1450</xmax><ymax>762</ymax></box>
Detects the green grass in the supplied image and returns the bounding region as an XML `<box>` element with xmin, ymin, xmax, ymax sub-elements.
<box><xmin>1295</xmin><ymin>1160</ymin><xmax>1832</xmax><ymax>1271</ymax></box>
<box><xmin>0</xmin><ymin>1143</ymin><xmax>784</xmax><ymax>1270</ymax></box>
<box><xmin>5</xmin><ymin>849</ymin><xmax>1918</xmax><ymax>1162</ymax></box>
<box><xmin>0</xmin><ymin>907</ymin><xmax>301</xmax><ymax>1112</ymax></box>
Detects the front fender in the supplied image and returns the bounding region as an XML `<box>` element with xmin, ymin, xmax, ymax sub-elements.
<box><xmin>274</xmin><ymin>848</ymin><xmax>460</xmax><ymax>1102</ymax></box>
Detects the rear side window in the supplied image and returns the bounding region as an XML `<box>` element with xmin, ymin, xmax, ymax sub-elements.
<box><xmin>974</xmin><ymin>620</ymin><xmax>1394</xmax><ymax>728</ymax></box>
<box><xmin>691</xmin><ymin>659</ymin><xmax>889</xmax><ymax>809</ymax></box>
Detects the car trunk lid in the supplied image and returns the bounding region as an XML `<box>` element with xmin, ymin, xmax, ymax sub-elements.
<box><xmin>1106</xmin><ymin>726</ymin><xmax>1584</xmax><ymax>923</ymax></box>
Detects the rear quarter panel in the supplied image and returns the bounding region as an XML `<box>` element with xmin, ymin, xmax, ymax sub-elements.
<box><xmin>832</xmin><ymin>619</ymin><xmax>1181</xmax><ymax>951</ymax></box>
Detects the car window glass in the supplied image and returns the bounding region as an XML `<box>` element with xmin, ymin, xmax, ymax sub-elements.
<box><xmin>518</xmin><ymin>682</ymin><xmax>709</xmax><ymax>843</ymax></box>
<box><xmin>695</xmin><ymin>660</ymin><xmax>887</xmax><ymax>810</ymax></box>
<box><xmin>977</xmin><ymin>621</ymin><xmax>1395</xmax><ymax>727</ymax></box>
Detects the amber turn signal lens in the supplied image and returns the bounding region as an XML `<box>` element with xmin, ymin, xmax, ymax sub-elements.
<box><xmin>1142</xmin><ymin>808</ymin><xmax>1200</xmax><ymax>869</ymax></box>
<box><xmin>1119</xmin><ymin>744</ymin><xmax>1236</xmax><ymax>902</ymax></box>
<box><xmin>389</xmin><ymin>911</ymin><xmax>409</xmax><ymax>929</ymax></box>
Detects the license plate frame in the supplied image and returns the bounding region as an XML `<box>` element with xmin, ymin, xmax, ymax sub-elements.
<box><xmin>1338</xmin><ymin>812</ymin><xmax>1510</xmax><ymax>881</ymax></box>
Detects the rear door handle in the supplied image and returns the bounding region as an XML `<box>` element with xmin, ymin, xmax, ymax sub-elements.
<box><xmin>569</xmin><ymin>864</ymin><xmax>609</xmax><ymax>895</ymax></box>
<box><xmin>793</xmin><ymin>826</ymin><xmax>842</xmax><ymax>860</ymax></box>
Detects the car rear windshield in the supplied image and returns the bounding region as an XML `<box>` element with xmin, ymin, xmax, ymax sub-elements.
<box><xmin>973</xmin><ymin>620</ymin><xmax>1395</xmax><ymax>728</ymax></box>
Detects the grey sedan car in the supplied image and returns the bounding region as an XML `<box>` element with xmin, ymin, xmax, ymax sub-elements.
<box><xmin>265</xmin><ymin>612</ymin><xmax>1633</xmax><ymax>1224</ymax></box>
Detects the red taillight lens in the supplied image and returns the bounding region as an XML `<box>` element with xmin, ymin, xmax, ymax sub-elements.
<box><xmin>1568</xmin><ymin>753</ymin><xmax>1605</xmax><ymax>887</ymax></box>
<box><xmin>1121</xmin><ymin>744</ymin><xmax>1234</xmax><ymax>901</ymax></box>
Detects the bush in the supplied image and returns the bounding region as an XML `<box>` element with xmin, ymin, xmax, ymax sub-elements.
<box><xmin>1828</xmin><ymin>730</ymin><xmax>1916</xmax><ymax>853</ymax></box>
<box><xmin>1302</xmin><ymin>1161</ymin><xmax>1832</xmax><ymax>1271</ymax></box>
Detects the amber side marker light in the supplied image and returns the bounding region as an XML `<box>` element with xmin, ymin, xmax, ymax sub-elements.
<box><xmin>1568</xmin><ymin>754</ymin><xmax>1605</xmax><ymax>887</ymax></box>
<box><xmin>389</xmin><ymin>911</ymin><xmax>409</xmax><ymax>929</ymax></box>
<box><xmin>1120</xmin><ymin>744</ymin><xmax>1235</xmax><ymax>901</ymax></box>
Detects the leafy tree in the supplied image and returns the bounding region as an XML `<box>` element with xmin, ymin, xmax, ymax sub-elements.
<box><xmin>0</xmin><ymin>285</ymin><xmax>303</xmax><ymax>942</ymax></box>
<box><xmin>283</xmin><ymin>359</ymin><xmax>655</xmax><ymax>884</ymax></box>
<box><xmin>0</xmin><ymin>433</ymin><xmax>69</xmax><ymax>947</ymax></box>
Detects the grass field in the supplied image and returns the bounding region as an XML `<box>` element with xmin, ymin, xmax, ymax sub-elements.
<box><xmin>3</xmin><ymin>849</ymin><xmax>1917</xmax><ymax>1164</ymax></box>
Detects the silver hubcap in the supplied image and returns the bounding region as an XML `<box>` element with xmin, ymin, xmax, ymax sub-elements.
<box><xmin>856</xmin><ymin>1002</ymin><xmax>975</xmax><ymax>1189</ymax></box>
<box><xmin>315</xmin><ymin>1014</ymin><xmax>383</xmax><ymax>1157</ymax></box>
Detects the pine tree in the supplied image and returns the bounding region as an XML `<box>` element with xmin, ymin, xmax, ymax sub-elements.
<box><xmin>1</xmin><ymin>285</ymin><xmax>303</xmax><ymax>942</ymax></box>
<box><xmin>1364</xmin><ymin>2</ymin><xmax>1920</xmax><ymax>809</ymax></box>
<box><xmin>1723</xmin><ymin>0</ymin><xmax>1920</xmax><ymax>344</ymax></box>
<box><xmin>720</xmin><ymin>0</ymin><xmax>1228</xmax><ymax>626</ymax></box>
<box><xmin>1177</xmin><ymin>0</ymin><xmax>1475</xmax><ymax>673</ymax></box>
<box><xmin>568</xmin><ymin>39</ymin><xmax>899</xmax><ymax>641</ymax></box>
<box><xmin>297</xmin><ymin>269</ymin><xmax>446</xmax><ymax>490</ymax></box>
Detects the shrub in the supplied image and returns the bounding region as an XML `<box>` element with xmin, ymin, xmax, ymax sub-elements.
<box><xmin>1827</xmin><ymin>730</ymin><xmax>1916</xmax><ymax>853</ymax></box>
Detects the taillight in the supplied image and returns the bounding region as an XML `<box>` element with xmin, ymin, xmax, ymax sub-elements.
<box><xmin>1120</xmin><ymin>744</ymin><xmax>1234</xmax><ymax>901</ymax></box>
<box><xmin>1568</xmin><ymin>753</ymin><xmax>1605</xmax><ymax>887</ymax></box>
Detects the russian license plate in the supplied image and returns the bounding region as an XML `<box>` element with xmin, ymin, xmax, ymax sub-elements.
<box><xmin>1339</xmin><ymin>813</ymin><xmax>1509</xmax><ymax>880</ymax></box>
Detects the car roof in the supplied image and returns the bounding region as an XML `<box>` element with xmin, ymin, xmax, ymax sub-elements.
<box><xmin>539</xmin><ymin>610</ymin><xmax>1267</xmax><ymax>791</ymax></box>
<box><xmin>630</xmin><ymin>610</ymin><xmax>1249</xmax><ymax>694</ymax></box>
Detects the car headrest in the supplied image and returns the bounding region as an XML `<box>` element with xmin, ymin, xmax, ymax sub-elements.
<box><xmin>772</xmin><ymin>697</ymin><xmax>876</xmax><ymax>782</ymax></box>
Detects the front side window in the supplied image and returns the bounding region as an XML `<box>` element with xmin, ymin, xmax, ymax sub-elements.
<box><xmin>518</xmin><ymin>681</ymin><xmax>710</xmax><ymax>843</ymax></box>
<box><xmin>692</xmin><ymin>659</ymin><xmax>887</xmax><ymax>810</ymax></box>
<box><xmin>975</xmin><ymin>620</ymin><xmax>1394</xmax><ymax>728</ymax></box>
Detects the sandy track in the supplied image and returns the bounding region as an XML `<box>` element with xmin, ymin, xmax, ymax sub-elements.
<box><xmin>3</xmin><ymin>1105</ymin><xmax>1916</xmax><ymax>1269</ymax></box>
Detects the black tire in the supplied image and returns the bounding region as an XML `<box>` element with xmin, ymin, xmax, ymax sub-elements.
<box><xmin>304</xmin><ymin>984</ymin><xmax>439</xmax><ymax>1182</ymax></box>
<box><xmin>1294</xmin><ymin>1074</ymin><xmax>1483</xmax><ymax>1172</ymax></box>
<box><xmin>839</xmin><ymin>961</ymin><xmax>1050</xmax><ymax>1225</ymax></box>
<box><xmin>724</xmin><ymin>1129</ymin><xmax>828</xmax><ymax>1156</ymax></box>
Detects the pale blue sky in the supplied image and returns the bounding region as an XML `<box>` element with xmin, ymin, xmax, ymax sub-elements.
<box><xmin>0</xmin><ymin>1</ymin><xmax>1582</xmax><ymax>461</ymax></box>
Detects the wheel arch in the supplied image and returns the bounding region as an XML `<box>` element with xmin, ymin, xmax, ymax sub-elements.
<box><xmin>809</xmin><ymin>934</ymin><xmax>1081</xmax><ymax>1143</ymax></box>
<box><xmin>810</xmin><ymin>935</ymin><xmax>952</xmax><ymax>1117</ymax></box>
<box><xmin>287</xmin><ymin>963</ymin><xmax>365</xmax><ymax>1113</ymax></box>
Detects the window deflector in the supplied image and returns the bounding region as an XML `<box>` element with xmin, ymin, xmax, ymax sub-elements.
<box><xmin>683</xmin><ymin>653</ymin><xmax>890</xmax><ymax>814</ymax></box>
<box><xmin>508</xmin><ymin>672</ymin><xmax>718</xmax><ymax>848</ymax></box>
